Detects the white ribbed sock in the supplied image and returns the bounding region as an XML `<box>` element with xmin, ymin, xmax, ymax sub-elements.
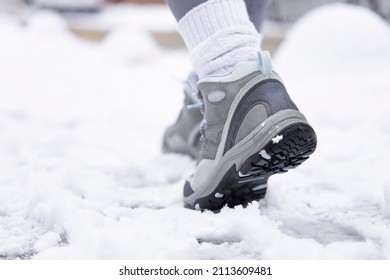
<box><xmin>178</xmin><ymin>0</ymin><xmax>261</xmax><ymax>78</ymax></box>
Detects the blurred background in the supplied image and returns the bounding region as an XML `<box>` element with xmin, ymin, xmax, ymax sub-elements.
<box><xmin>1</xmin><ymin>0</ymin><xmax>390</xmax><ymax>53</ymax></box>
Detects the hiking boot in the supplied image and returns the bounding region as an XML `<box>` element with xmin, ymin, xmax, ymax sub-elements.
<box><xmin>163</xmin><ymin>72</ymin><xmax>203</xmax><ymax>159</ymax></box>
<box><xmin>183</xmin><ymin>52</ymin><xmax>317</xmax><ymax>211</ymax></box>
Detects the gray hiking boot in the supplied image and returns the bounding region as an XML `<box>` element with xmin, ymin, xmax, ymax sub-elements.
<box><xmin>183</xmin><ymin>52</ymin><xmax>317</xmax><ymax>211</ymax></box>
<box><xmin>163</xmin><ymin>72</ymin><xmax>203</xmax><ymax>159</ymax></box>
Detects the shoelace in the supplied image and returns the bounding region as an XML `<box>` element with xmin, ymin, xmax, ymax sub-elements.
<box><xmin>183</xmin><ymin>73</ymin><xmax>206</xmax><ymax>141</ymax></box>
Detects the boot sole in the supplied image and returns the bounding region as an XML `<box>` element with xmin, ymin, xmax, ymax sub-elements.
<box><xmin>186</xmin><ymin>121</ymin><xmax>317</xmax><ymax>211</ymax></box>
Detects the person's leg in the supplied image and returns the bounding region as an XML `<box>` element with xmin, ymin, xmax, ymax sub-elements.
<box><xmin>163</xmin><ymin>0</ymin><xmax>271</xmax><ymax>159</ymax></box>
<box><xmin>165</xmin><ymin>0</ymin><xmax>317</xmax><ymax>211</ymax></box>
<box><xmin>166</xmin><ymin>0</ymin><xmax>270</xmax><ymax>77</ymax></box>
<box><xmin>166</xmin><ymin>0</ymin><xmax>272</xmax><ymax>31</ymax></box>
<box><xmin>163</xmin><ymin>0</ymin><xmax>271</xmax><ymax>160</ymax></box>
<box><xmin>244</xmin><ymin>0</ymin><xmax>272</xmax><ymax>32</ymax></box>
<box><xmin>166</xmin><ymin>0</ymin><xmax>207</xmax><ymax>22</ymax></box>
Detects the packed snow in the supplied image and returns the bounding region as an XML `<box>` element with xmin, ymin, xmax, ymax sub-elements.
<box><xmin>0</xmin><ymin>3</ymin><xmax>390</xmax><ymax>259</ymax></box>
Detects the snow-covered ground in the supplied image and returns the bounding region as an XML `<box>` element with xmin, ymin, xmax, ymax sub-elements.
<box><xmin>0</xmin><ymin>3</ymin><xmax>390</xmax><ymax>259</ymax></box>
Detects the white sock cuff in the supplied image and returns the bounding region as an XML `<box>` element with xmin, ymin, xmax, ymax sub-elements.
<box><xmin>190</xmin><ymin>26</ymin><xmax>260</xmax><ymax>77</ymax></box>
<box><xmin>177</xmin><ymin>0</ymin><xmax>257</xmax><ymax>49</ymax></box>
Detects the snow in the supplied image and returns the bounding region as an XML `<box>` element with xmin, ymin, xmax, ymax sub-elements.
<box><xmin>260</xmin><ymin>150</ymin><xmax>272</xmax><ymax>160</ymax></box>
<box><xmin>1</xmin><ymin>3</ymin><xmax>390</xmax><ymax>260</ymax></box>
<box><xmin>384</xmin><ymin>181</ymin><xmax>390</xmax><ymax>219</ymax></box>
<box><xmin>33</xmin><ymin>231</ymin><xmax>62</xmax><ymax>252</ymax></box>
<box><xmin>271</xmin><ymin>135</ymin><xmax>283</xmax><ymax>144</ymax></box>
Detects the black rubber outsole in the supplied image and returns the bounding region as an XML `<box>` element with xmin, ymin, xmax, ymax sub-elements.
<box><xmin>188</xmin><ymin>123</ymin><xmax>317</xmax><ymax>211</ymax></box>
